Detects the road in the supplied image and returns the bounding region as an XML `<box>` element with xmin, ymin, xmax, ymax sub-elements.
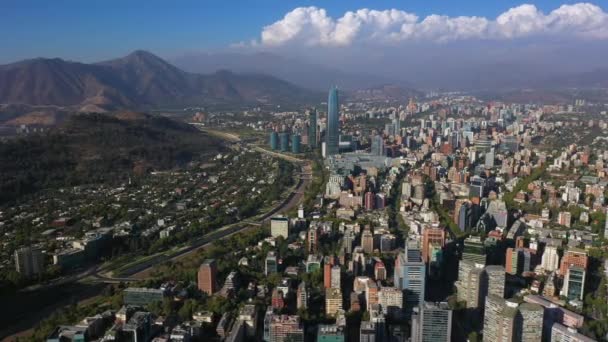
<box><xmin>93</xmin><ymin>161</ymin><xmax>311</xmax><ymax>281</ymax></box>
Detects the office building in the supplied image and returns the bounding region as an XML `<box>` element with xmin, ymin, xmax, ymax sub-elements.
<box><xmin>326</xmin><ymin>86</ymin><xmax>340</xmax><ymax>157</ymax></box>
<box><xmin>563</xmin><ymin>266</ymin><xmax>586</xmax><ymax>301</ymax></box>
<box><xmin>394</xmin><ymin>241</ymin><xmax>426</xmax><ymax>312</ymax></box>
<box><xmin>266</xmin><ymin>251</ymin><xmax>278</xmax><ymax>275</ymax></box>
<box><xmin>374</xmin><ymin>261</ymin><xmax>387</xmax><ymax>281</ymax></box>
<box><xmin>269</xmin><ymin>315</ymin><xmax>304</xmax><ymax>342</ymax></box>
<box><xmin>271</xmin><ymin>216</ymin><xmax>290</xmax><ymax>238</ymax></box>
<box><xmin>198</xmin><ymin>259</ymin><xmax>217</xmax><ymax>295</ymax></box>
<box><xmin>308</xmin><ymin>109</ymin><xmax>318</xmax><ymax>149</ymax></box>
<box><xmin>411</xmin><ymin>302</ymin><xmax>452</xmax><ymax>342</ymax></box>
<box><xmin>123</xmin><ymin>287</ymin><xmax>165</xmax><ymax>306</ymax></box>
<box><xmin>270</xmin><ymin>131</ymin><xmax>279</xmax><ymax>150</ymax></box>
<box><xmin>279</xmin><ymin>132</ymin><xmax>290</xmax><ymax>152</ymax></box>
<box><xmin>291</xmin><ymin>134</ymin><xmax>301</xmax><ymax>154</ymax></box>
<box><xmin>326</xmin><ymin>287</ymin><xmax>343</xmax><ymax>317</ymax></box>
<box><xmin>485</xmin><ymin>148</ymin><xmax>495</xmax><ymax>168</ymax></box>
<box><xmin>14</xmin><ymin>246</ymin><xmax>45</xmax><ymax>277</ymax></box>
<box><xmin>371</xmin><ymin>135</ymin><xmax>384</xmax><ymax>156</ymax></box>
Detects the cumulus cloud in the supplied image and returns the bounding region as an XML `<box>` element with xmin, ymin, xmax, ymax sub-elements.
<box><xmin>259</xmin><ymin>3</ymin><xmax>608</xmax><ymax>46</ymax></box>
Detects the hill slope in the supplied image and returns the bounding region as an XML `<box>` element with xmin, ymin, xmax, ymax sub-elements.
<box><xmin>0</xmin><ymin>113</ymin><xmax>223</xmax><ymax>203</ymax></box>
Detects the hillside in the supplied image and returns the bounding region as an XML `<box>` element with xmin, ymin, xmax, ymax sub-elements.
<box><xmin>0</xmin><ymin>51</ymin><xmax>320</xmax><ymax>112</ymax></box>
<box><xmin>0</xmin><ymin>113</ymin><xmax>223</xmax><ymax>203</ymax></box>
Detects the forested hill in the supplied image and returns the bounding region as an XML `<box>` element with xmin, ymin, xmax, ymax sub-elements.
<box><xmin>0</xmin><ymin>112</ymin><xmax>223</xmax><ymax>204</ymax></box>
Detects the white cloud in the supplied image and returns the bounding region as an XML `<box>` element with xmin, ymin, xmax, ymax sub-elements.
<box><xmin>258</xmin><ymin>3</ymin><xmax>608</xmax><ymax>46</ymax></box>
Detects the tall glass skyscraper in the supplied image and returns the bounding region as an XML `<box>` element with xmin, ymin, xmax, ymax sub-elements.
<box><xmin>325</xmin><ymin>86</ymin><xmax>340</xmax><ymax>157</ymax></box>
<box><xmin>308</xmin><ymin>109</ymin><xmax>317</xmax><ymax>149</ymax></box>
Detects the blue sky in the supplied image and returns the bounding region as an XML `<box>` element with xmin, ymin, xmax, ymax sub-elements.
<box><xmin>1</xmin><ymin>0</ymin><xmax>605</xmax><ymax>63</ymax></box>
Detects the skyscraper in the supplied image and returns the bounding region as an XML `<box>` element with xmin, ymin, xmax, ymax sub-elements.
<box><xmin>394</xmin><ymin>240</ymin><xmax>426</xmax><ymax>313</ymax></box>
<box><xmin>14</xmin><ymin>246</ymin><xmax>45</xmax><ymax>278</ymax></box>
<box><xmin>325</xmin><ymin>86</ymin><xmax>340</xmax><ymax>157</ymax></box>
<box><xmin>198</xmin><ymin>259</ymin><xmax>217</xmax><ymax>295</ymax></box>
<box><xmin>308</xmin><ymin>109</ymin><xmax>317</xmax><ymax>149</ymax></box>
<box><xmin>411</xmin><ymin>302</ymin><xmax>453</xmax><ymax>342</ymax></box>
<box><xmin>371</xmin><ymin>135</ymin><xmax>384</xmax><ymax>156</ymax></box>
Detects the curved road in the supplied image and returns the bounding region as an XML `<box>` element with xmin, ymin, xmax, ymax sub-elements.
<box><xmin>93</xmin><ymin>161</ymin><xmax>311</xmax><ymax>282</ymax></box>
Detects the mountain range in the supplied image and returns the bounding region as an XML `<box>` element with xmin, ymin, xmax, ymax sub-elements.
<box><xmin>0</xmin><ymin>50</ymin><xmax>319</xmax><ymax>113</ymax></box>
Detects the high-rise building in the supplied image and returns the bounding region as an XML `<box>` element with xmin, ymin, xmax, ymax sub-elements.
<box><xmin>378</xmin><ymin>287</ymin><xmax>404</xmax><ymax>318</ymax></box>
<box><xmin>519</xmin><ymin>302</ymin><xmax>544</xmax><ymax>341</ymax></box>
<box><xmin>485</xmin><ymin>265</ymin><xmax>506</xmax><ymax>298</ymax></box>
<box><xmin>272</xmin><ymin>288</ymin><xmax>285</xmax><ymax>310</ymax></box>
<box><xmin>324</xmin><ymin>263</ymin><xmax>332</xmax><ymax>289</ymax></box>
<box><xmin>422</xmin><ymin>228</ymin><xmax>446</xmax><ymax>263</ymax></box>
<box><xmin>374</xmin><ymin>261</ymin><xmax>387</xmax><ymax>281</ymax></box>
<box><xmin>371</xmin><ymin>135</ymin><xmax>384</xmax><ymax>156</ymax></box>
<box><xmin>14</xmin><ymin>246</ymin><xmax>45</xmax><ymax>277</ymax></box>
<box><xmin>308</xmin><ymin>227</ymin><xmax>319</xmax><ymax>254</ymax></box>
<box><xmin>411</xmin><ymin>302</ymin><xmax>452</xmax><ymax>342</ymax></box>
<box><xmin>462</xmin><ymin>236</ymin><xmax>486</xmax><ymax>265</ymax></box>
<box><xmin>455</xmin><ymin>260</ymin><xmax>485</xmax><ymax>309</ymax></box>
<box><xmin>359</xmin><ymin>321</ymin><xmax>376</xmax><ymax>342</ymax></box>
<box><xmin>291</xmin><ymin>134</ymin><xmax>301</xmax><ymax>154</ymax></box>
<box><xmin>364</xmin><ymin>191</ymin><xmax>375</xmax><ymax>211</ymax></box>
<box><xmin>506</xmin><ymin>248</ymin><xmax>532</xmax><ymax>275</ymax></box>
<box><xmin>361</xmin><ymin>229</ymin><xmax>374</xmax><ymax>254</ymax></box>
<box><xmin>269</xmin><ymin>315</ymin><xmax>304</xmax><ymax>342</ymax></box>
<box><xmin>308</xmin><ymin>109</ymin><xmax>318</xmax><ymax>149</ymax></box>
<box><xmin>198</xmin><ymin>259</ymin><xmax>217</xmax><ymax>295</ymax></box>
<box><xmin>238</xmin><ymin>304</ymin><xmax>258</xmax><ymax>338</ymax></box>
<box><xmin>394</xmin><ymin>241</ymin><xmax>426</xmax><ymax>312</ymax></box>
<box><xmin>325</xmin><ymin>287</ymin><xmax>343</xmax><ymax>317</ymax></box>
<box><xmin>265</xmin><ymin>251</ymin><xmax>278</xmax><ymax>275</ymax></box>
<box><xmin>270</xmin><ymin>216</ymin><xmax>290</xmax><ymax>238</ymax></box>
<box><xmin>541</xmin><ymin>245</ymin><xmax>560</xmax><ymax>272</ymax></box>
<box><xmin>297</xmin><ymin>281</ymin><xmax>308</xmax><ymax>310</ymax></box>
<box><xmin>317</xmin><ymin>324</ymin><xmax>345</xmax><ymax>342</ymax></box>
<box><xmin>279</xmin><ymin>132</ymin><xmax>290</xmax><ymax>152</ymax></box>
<box><xmin>325</xmin><ymin>86</ymin><xmax>340</xmax><ymax>157</ymax></box>
<box><xmin>484</xmin><ymin>294</ymin><xmax>545</xmax><ymax>342</ymax></box>
<box><xmin>485</xmin><ymin>148</ymin><xmax>495</xmax><ymax>168</ymax></box>
<box><xmin>483</xmin><ymin>295</ymin><xmax>518</xmax><ymax>342</ymax></box>
<box><xmin>270</xmin><ymin>131</ymin><xmax>279</xmax><ymax>150</ymax></box>
<box><xmin>551</xmin><ymin>323</ymin><xmax>596</xmax><ymax>342</ymax></box>
<box><xmin>562</xmin><ymin>266</ymin><xmax>586</xmax><ymax>301</ymax></box>
<box><xmin>560</xmin><ymin>249</ymin><xmax>588</xmax><ymax>276</ymax></box>
<box><xmin>331</xmin><ymin>265</ymin><xmax>341</xmax><ymax>289</ymax></box>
